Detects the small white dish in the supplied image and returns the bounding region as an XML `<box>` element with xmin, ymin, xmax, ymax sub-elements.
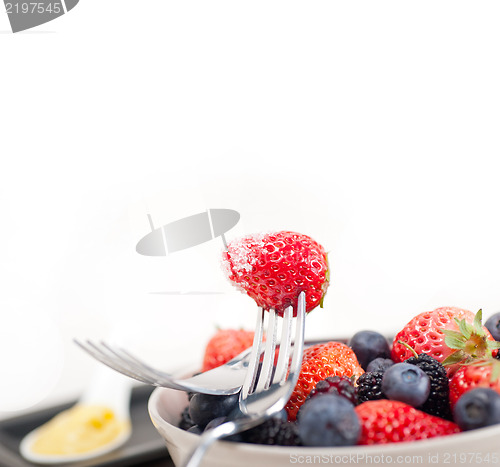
<box><xmin>148</xmin><ymin>383</ymin><xmax>500</xmax><ymax>467</ymax></box>
<box><xmin>19</xmin><ymin>423</ymin><xmax>131</xmax><ymax>465</ymax></box>
<box><xmin>20</xmin><ymin>366</ymin><xmax>132</xmax><ymax>464</ymax></box>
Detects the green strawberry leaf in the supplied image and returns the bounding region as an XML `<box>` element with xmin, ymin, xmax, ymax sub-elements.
<box><xmin>441</xmin><ymin>328</ymin><xmax>467</xmax><ymax>345</ymax></box>
<box><xmin>445</xmin><ymin>335</ymin><xmax>467</xmax><ymax>350</ymax></box>
<box><xmin>473</xmin><ymin>309</ymin><xmax>484</xmax><ymax>334</ymax></box>
<box><xmin>457</xmin><ymin>318</ymin><xmax>473</xmax><ymax>340</ymax></box>
<box><xmin>442</xmin><ymin>350</ymin><xmax>467</xmax><ymax>366</ymax></box>
<box><xmin>440</xmin><ymin>310</ymin><xmax>496</xmax><ymax>365</ymax></box>
<box><xmin>441</xmin><ymin>329</ymin><xmax>467</xmax><ymax>340</ymax></box>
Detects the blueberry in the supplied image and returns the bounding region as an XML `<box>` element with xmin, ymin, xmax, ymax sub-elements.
<box><xmin>405</xmin><ymin>353</ymin><xmax>452</xmax><ymax>420</ymax></box>
<box><xmin>348</xmin><ymin>331</ymin><xmax>391</xmax><ymax>370</ymax></box>
<box><xmin>366</xmin><ymin>358</ymin><xmax>395</xmax><ymax>373</ymax></box>
<box><xmin>382</xmin><ymin>363</ymin><xmax>430</xmax><ymax>407</ymax></box>
<box><xmin>485</xmin><ymin>312</ymin><xmax>500</xmax><ymax>341</ymax></box>
<box><xmin>189</xmin><ymin>392</ymin><xmax>240</xmax><ymax>428</ymax></box>
<box><xmin>454</xmin><ymin>388</ymin><xmax>500</xmax><ymax>431</ymax></box>
<box><xmin>298</xmin><ymin>394</ymin><xmax>360</xmax><ymax>447</ymax></box>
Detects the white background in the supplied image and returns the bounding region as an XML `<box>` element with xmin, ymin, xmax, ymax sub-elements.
<box><xmin>1</xmin><ymin>1</ymin><xmax>500</xmax><ymax>417</ymax></box>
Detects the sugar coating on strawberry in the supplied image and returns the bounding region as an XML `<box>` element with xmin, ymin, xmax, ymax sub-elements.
<box><xmin>392</xmin><ymin>307</ymin><xmax>498</xmax><ymax>377</ymax></box>
<box><xmin>449</xmin><ymin>360</ymin><xmax>500</xmax><ymax>408</ymax></box>
<box><xmin>201</xmin><ymin>329</ymin><xmax>254</xmax><ymax>372</ymax></box>
<box><xmin>285</xmin><ymin>341</ymin><xmax>364</xmax><ymax>421</ymax></box>
<box><xmin>222</xmin><ymin>231</ymin><xmax>329</xmax><ymax>314</ymax></box>
<box><xmin>355</xmin><ymin>400</ymin><xmax>460</xmax><ymax>445</ymax></box>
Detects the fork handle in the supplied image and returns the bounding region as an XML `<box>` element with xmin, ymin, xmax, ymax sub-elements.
<box><xmin>181</xmin><ymin>416</ymin><xmax>262</xmax><ymax>467</ymax></box>
<box><xmin>181</xmin><ymin>421</ymin><xmax>238</xmax><ymax>467</ymax></box>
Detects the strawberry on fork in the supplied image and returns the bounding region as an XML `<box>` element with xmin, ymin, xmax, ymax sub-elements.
<box><xmin>222</xmin><ymin>231</ymin><xmax>329</xmax><ymax>315</ymax></box>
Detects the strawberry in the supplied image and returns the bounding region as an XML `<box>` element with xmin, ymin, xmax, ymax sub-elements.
<box><xmin>449</xmin><ymin>359</ymin><xmax>500</xmax><ymax>408</ymax></box>
<box><xmin>222</xmin><ymin>231</ymin><xmax>329</xmax><ymax>315</ymax></box>
<box><xmin>355</xmin><ymin>400</ymin><xmax>461</xmax><ymax>445</ymax></box>
<box><xmin>201</xmin><ymin>329</ymin><xmax>255</xmax><ymax>372</ymax></box>
<box><xmin>392</xmin><ymin>307</ymin><xmax>499</xmax><ymax>377</ymax></box>
<box><xmin>286</xmin><ymin>341</ymin><xmax>364</xmax><ymax>421</ymax></box>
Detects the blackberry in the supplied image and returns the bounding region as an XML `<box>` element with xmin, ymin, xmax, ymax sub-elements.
<box><xmin>307</xmin><ymin>376</ymin><xmax>357</xmax><ymax>405</ymax></box>
<box><xmin>356</xmin><ymin>372</ymin><xmax>385</xmax><ymax>403</ymax></box>
<box><xmin>179</xmin><ymin>406</ymin><xmax>196</xmax><ymax>431</ymax></box>
<box><xmin>405</xmin><ymin>353</ymin><xmax>452</xmax><ymax>420</ymax></box>
<box><xmin>241</xmin><ymin>418</ymin><xmax>301</xmax><ymax>446</ymax></box>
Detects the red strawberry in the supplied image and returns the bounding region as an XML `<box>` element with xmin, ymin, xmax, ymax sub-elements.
<box><xmin>201</xmin><ymin>329</ymin><xmax>255</xmax><ymax>372</ymax></box>
<box><xmin>222</xmin><ymin>231</ymin><xmax>329</xmax><ymax>315</ymax></box>
<box><xmin>285</xmin><ymin>341</ymin><xmax>364</xmax><ymax>421</ymax></box>
<box><xmin>449</xmin><ymin>359</ymin><xmax>500</xmax><ymax>408</ymax></box>
<box><xmin>392</xmin><ymin>307</ymin><xmax>499</xmax><ymax>377</ymax></box>
<box><xmin>355</xmin><ymin>400</ymin><xmax>460</xmax><ymax>445</ymax></box>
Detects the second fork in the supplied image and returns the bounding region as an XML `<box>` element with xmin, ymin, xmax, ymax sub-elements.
<box><xmin>182</xmin><ymin>291</ymin><xmax>306</xmax><ymax>467</ymax></box>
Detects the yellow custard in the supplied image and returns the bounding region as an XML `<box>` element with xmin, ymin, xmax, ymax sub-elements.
<box><xmin>31</xmin><ymin>404</ymin><xmax>130</xmax><ymax>455</ymax></box>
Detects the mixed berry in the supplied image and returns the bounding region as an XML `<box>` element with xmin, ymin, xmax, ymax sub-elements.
<box><xmin>381</xmin><ymin>362</ymin><xmax>431</xmax><ymax>407</ymax></box>
<box><xmin>305</xmin><ymin>375</ymin><xmax>357</xmax><ymax>406</ymax></box>
<box><xmin>177</xmin><ymin>231</ymin><xmax>500</xmax><ymax>447</ymax></box>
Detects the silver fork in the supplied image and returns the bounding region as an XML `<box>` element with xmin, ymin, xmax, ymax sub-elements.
<box><xmin>74</xmin><ymin>339</ymin><xmax>253</xmax><ymax>395</ymax></box>
<box><xmin>182</xmin><ymin>291</ymin><xmax>306</xmax><ymax>467</ymax></box>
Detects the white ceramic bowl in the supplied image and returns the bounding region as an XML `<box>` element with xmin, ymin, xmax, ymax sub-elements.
<box><xmin>148</xmin><ymin>385</ymin><xmax>500</xmax><ymax>467</ymax></box>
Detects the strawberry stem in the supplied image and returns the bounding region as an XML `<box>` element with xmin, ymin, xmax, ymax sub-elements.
<box><xmin>398</xmin><ymin>340</ymin><xmax>419</xmax><ymax>358</ymax></box>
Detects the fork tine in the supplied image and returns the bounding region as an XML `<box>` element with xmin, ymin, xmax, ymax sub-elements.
<box><xmin>113</xmin><ymin>346</ymin><xmax>167</xmax><ymax>376</ymax></box>
<box><xmin>88</xmin><ymin>342</ymin><xmax>157</xmax><ymax>385</ymax></box>
<box><xmin>74</xmin><ymin>340</ymin><xmax>128</xmax><ymax>374</ymax></box>
<box><xmin>241</xmin><ymin>308</ymin><xmax>265</xmax><ymax>399</ymax></box>
<box><xmin>274</xmin><ymin>304</ymin><xmax>293</xmax><ymax>383</ymax></box>
<box><xmin>98</xmin><ymin>343</ymin><xmax>158</xmax><ymax>381</ymax></box>
<box><xmin>99</xmin><ymin>342</ymin><xmax>174</xmax><ymax>386</ymax></box>
<box><xmin>87</xmin><ymin>341</ymin><xmax>149</xmax><ymax>381</ymax></box>
<box><xmin>289</xmin><ymin>291</ymin><xmax>306</xmax><ymax>377</ymax></box>
<box><xmin>74</xmin><ymin>339</ymin><xmax>152</xmax><ymax>385</ymax></box>
<box><xmin>255</xmin><ymin>309</ymin><xmax>278</xmax><ymax>392</ymax></box>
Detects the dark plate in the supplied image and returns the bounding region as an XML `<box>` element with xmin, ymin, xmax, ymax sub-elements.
<box><xmin>0</xmin><ymin>337</ymin><xmax>359</xmax><ymax>467</ymax></box>
<box><xmin>0</xmin><ymin>385</ymin><xmax>174</xmax><ymax>467</ymax></box>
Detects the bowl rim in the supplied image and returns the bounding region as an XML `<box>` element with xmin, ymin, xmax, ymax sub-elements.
<box><xmin>148</xmin><ymin>385</ymin><xmax>500</xmax><ymax>455</ymax></box>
